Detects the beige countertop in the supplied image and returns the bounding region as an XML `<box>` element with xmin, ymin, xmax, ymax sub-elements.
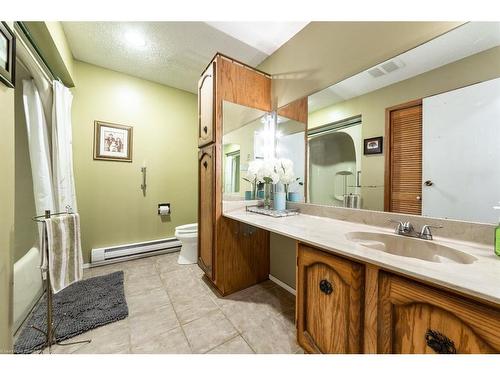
<box><xmin>223</xmin><ymin>203</ymin><xmax>500</xmax><ymax>305</ymax></box>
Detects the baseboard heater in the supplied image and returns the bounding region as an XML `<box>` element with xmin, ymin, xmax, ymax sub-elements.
<box><xmin>91</xmin><ymin>237</ymin><xmax>181</xmax><ymax>266</ymax></box>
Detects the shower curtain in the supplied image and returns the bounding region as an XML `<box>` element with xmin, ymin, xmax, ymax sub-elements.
<box><xmin>52</xmin><ymin>81</ymin><xmax>78</xmax><ymax>212</ymax></box>
<box><xmin>16</xmin><ymin>38</ymin><xmax>78</xmax><ymax>332</ymax></box>
<box><xmin>22</xmin><ymin>79</ymin><xmax>55</xmax><ymax>217</ymax></box>
<box><xmin>23</xmin><ymin>79</ymin><xmax>78</xmax><ymax>215</ymax></box>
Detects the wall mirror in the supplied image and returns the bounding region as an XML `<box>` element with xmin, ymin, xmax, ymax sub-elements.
<box><xmin>300</xmin><ymin>21</ymin><xmax>500</xmax><ymax>224</ymax></box>
<box><xmin>222</xmin><ymin>101</ymin><xmax>306</xmax><ymax>202</ymax></box>
<box><xmin>222</xmin><ymin>101</ymin><xmax>267</xmax><ymax>200</ymax></box>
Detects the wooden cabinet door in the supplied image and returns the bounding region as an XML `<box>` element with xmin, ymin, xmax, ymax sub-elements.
<box><xmin>297</xmin><ymin>244</ymin><xmax>364</xmax><ymax>353</ymax></box>
<box><xmin>220</xmin><ymin>219</ymin><xmax>270</xmax><ymax>295</ymax></box>
<box><xmin>198</xmin><ymin>145</ymin><xmax>215</xmax><ymax>278</ymax></box>
<box><xmin>198</xmin><ymin>61</ymin><xmax>215</xmax><ymax>147</ymax></box>
<box><xmin>378</xmin><ymin>273</ymin><xmax>500</xmax><ymax>353</ymax></box>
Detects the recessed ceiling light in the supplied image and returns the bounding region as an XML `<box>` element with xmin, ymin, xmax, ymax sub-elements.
<box><xmin>125</xmin><ymin>31</ymin><xmax>146</xmax><ymax>48</ymax></box>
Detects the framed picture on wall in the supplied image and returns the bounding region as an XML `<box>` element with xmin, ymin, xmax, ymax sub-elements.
<box><xmin>93</xmin><ymin>121</ymin><xmax>133</xmax><ymax>162</ymax></box>
<box><xmin>364</xmin><ymin>136</ymin><xmax>383</xmax><ymax>155</ymax></box>
<box><xmin>0</xmin><ymin>22</ymin><xmax>15</xmax><ymax>88</ymax></box>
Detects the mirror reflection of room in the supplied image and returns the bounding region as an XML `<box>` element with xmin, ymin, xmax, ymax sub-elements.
<box><xmin>306</xmin><ymin>22</ymin><xmax>500</xmax><ymax>224</ymax></box>
<box><xmin>222</xmin><ymin>101</ymin><xmax>307</xmax><ymax>203</ymax></box>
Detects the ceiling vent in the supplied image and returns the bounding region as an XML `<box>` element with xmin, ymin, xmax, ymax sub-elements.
<box><xmin>367</xmin><ymin>59</ymin><xmax>404</xmax><ymax>78</ymax></box>
<box><xmin>381</xmin><ymin>60</ymin><xmax>400</xmax><ymax>73</ymax></box>
<box><xmin>367</xmin><ymin>67</ymin><xmax>385</xmax><ymax>78</ymax></box>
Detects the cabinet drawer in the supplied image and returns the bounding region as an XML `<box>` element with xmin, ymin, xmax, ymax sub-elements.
<box><xmin>297</xmin><ymin>244</ymin><xmax>364</xmax><ymax>353</ymax></box>
<box><xmin>198</xmin><ymin>61</ymin><xmax>216</xmax><ymax>147</ymax></box>
<box><xmin>378</xmin><ymin>273</ymin><xmax>500</xmax><ymax>353</ymax></box>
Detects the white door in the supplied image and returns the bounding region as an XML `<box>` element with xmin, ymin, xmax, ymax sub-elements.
<box><xmin>422</xmin><ymin>77</ymin><xmax>500</xmax><ymax>223</ymax></box>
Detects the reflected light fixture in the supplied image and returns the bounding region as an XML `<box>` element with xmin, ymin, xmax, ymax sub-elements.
<box><xmin>262</xmin><ymin>112</ymin><xmax>277</xmax><ymax>160</ymax></box>
<box><xmin>125</xmin><ymin>30</ymin><xmax>146</xmax><ymax>48</ymax></box>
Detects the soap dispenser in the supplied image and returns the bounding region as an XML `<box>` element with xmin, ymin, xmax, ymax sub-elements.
<box><xmin>495</xmin><ymin>204</ymin><xmax>500</xmax><ymax>257</ymax></box>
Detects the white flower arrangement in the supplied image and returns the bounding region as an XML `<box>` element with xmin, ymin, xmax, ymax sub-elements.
<box><xmin>276</xmin><ymin>158</ymin><xmax>301</xmax><ymax>195</ymax></box>
<box><xmin>244</xmin><ymin>158</ymin><xmax>301</xmax><ymax>198</ymax></box>
<box><xmin>242</xmin><ymin>159</ymin><xmax>262</xmax><ymax>198</ymax></box>
<box><xmin>257</xmin><ymin>158</ymin><xmax>280</xmax><ymax>184</ymax></box>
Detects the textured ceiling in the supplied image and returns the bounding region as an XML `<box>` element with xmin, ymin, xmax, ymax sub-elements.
<box><xmin>62</xmin><ymin>22</ymin><xmax>307</xmax><ymax>93</ymax></box>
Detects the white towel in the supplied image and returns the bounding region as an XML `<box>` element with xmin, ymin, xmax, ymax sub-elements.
<box><xmin>42</xmin><ymin>213</ymin><xmax>83</xmax><ymax>293</ymax></box>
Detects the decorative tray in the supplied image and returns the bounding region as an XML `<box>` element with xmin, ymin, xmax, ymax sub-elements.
<box><xmin>245</xmin><ymin>205</ymin><xmax>300</xmax><ymax>218</ymax></box>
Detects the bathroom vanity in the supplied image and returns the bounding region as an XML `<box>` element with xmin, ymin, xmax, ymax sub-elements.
<box><xmin>223</xmin><ymin>203</ymin><xmax>500</xmax><ymax>354</ymax></box>
<box><xmin>198</xmin><ymin>23</ymin><xmax>500</xmax><ymax>354</ymax></box>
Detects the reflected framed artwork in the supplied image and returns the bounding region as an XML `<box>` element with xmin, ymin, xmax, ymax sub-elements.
<box><xmin>0</xmin><ymin>22</ymin><xmax>15</xmax><ymax>88</ymax></box>
<box><xmin>364</xmin><ymin>136</ymin><xmax>383</xmax><ymax>155</ymax></box>
<box><xmin>93</xmin><ymin>121</ymin><xmax>133</xmax><ymax>162</ymax></box>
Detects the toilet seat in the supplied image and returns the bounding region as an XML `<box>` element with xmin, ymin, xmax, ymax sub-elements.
<box><xmin>175</xmin><ymin>223</ymin><xmax>198</xmax><ymax>264</ymax></box>
<box><xmin>175</xmin><ymin>223</ymin><xmax>198</xmax><ymax>235</ymax></box>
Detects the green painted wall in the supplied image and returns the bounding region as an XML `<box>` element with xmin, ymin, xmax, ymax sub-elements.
<box><xmin>71</xmin><ymin>61</ymin><xmax>198</xmax><ymax>263</ymax></box>
<box><xmin>0</xmin><ymin>21</ymin><xmax>15</xmax><ymax>354</ymax></box>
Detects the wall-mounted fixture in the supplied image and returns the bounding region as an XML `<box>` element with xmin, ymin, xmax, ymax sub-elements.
<box><xmin>158</xmin><ymin>203</ymin><xmax>170</xmax><ymax>216</ymax></box>
<box><xmin>141</xmin><ymin>166</ymin><xmax>147</xmax><ymax>195</ymax></box>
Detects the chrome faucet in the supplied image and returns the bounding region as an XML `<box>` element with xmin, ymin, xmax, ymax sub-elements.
<box><xmin>389</xmin><ymin>220</ymin><xmax>442</xmax><ymax>240</ymax></box>
<box><xmin>419</xmin><ymin>225</ymin><xmax>443</xmax><ymax>240</ymax></box>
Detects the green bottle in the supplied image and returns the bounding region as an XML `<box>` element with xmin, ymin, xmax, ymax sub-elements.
<box><xmin>495</xmin><ymin>204</ymin><xmax>500</xmax><ymax>257</ymax></box>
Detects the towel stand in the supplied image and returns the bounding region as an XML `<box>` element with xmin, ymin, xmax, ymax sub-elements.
<box><xmin>31</xmin><ymin>207</ymin><xmax>91</xmax><ymax>353</ymax></box>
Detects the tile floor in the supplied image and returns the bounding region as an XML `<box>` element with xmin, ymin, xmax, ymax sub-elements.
<box><xmin>41</xmin><ymin>252</ymin><xmax>303</xmax><ymax>354</ymax></box>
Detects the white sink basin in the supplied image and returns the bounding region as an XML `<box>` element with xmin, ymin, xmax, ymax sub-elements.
<box><xmin>345</xmin><ymin>231</ymin><xmax>477</xmax><ymax>264</ymax></box>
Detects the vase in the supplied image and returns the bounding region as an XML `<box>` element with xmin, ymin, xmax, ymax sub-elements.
<box><xmin>288</xmin><ymin>192</ymin><xmax>301</xmax><ymax>202</ymax></box>
<box><xmin>273</xmin><ymin>191</ymin><xmax>286</xmax><ymax>211</ymax></box>
<box><xmin>263</xmin><ymin>182</ymin><xmax>272</xmax><ymax>209</ymax></box>
<box><xmin>244</xmin><ymin>191</ymin><xmax>254</xmax><ymax>200</ymax></box>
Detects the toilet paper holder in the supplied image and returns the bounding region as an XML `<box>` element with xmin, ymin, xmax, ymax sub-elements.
<box><xmin>158</xmin><ymin>203</ymin><xmax>171</xmax><ymax>215</ymax></box>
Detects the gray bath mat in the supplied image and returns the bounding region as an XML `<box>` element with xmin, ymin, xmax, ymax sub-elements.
<box><xmin>14</xmin><ymin>271</ymin><xmax>128</xmax><ymax>354</ymax></box>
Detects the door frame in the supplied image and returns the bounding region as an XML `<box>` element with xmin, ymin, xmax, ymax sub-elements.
<box><xmin>383</xmin><ymin>98</ymin><xmax>423</xmax><ymax>212</ymax></box>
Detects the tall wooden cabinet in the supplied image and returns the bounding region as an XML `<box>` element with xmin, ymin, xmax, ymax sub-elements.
<box><xmin>197</xmin><ymin>53</ymin><xmax>272</xmax><ymax>295</ymax></box>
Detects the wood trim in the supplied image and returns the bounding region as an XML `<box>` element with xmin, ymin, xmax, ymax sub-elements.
<box><xmin>277</xmin><ymin>97</ymin><xmax>308</xmax><ymax>124</ymax></box>
<box><xmin>384</xmin><ymin>98</ymin><xmax>423</xmax><ymax>212</ymax></box>
<box><xmin>363</xmin><ymin>265</ymin><xmax>379</xmax><ymax>353</ymax></box>
<box><xmin>304</xmin><ymin>129</ymin><xmax>308</xmax><ymax>203</ymax></box>
<box><xmin>202</xmin><ymin>52</ymin><xmax>271</xmax><ymax>78</ymax></box>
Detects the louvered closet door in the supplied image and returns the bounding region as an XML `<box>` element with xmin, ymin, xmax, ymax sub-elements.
<box><xmin>389</xmin><ymin>103</ymin><xmax>422</xmax><ymax>215</ymax></box>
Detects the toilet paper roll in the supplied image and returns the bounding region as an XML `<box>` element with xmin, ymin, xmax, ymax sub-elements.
<box><xmin>159</xmin><ymin>205</ymin><xmax>170</xmax><ymax>215</ymax></box>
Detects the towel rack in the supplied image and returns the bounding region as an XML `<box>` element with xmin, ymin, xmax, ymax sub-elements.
<box><xmin>31</xmin><ymin>207</ymin><xmax>91</xmax><ymax>353</ymax></box>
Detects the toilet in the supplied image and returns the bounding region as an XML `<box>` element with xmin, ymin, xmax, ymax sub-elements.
<box><xmin>175</xmin><ymin>223</ymin><xmax>198</xmax><ymax>264</ymax></box>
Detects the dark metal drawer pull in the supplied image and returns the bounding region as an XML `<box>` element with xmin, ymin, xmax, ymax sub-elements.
<box><xmin>425</xmin><ymin>329</ymin><xmax>457</xmax><ymax>354</ymax></box>
<box><xmin>203</xmin><ymin>161</ymin><xmax>208</xmax><ymax>168</ymax></box>
<box><xmin>203</xmin><ymin>126</ymin><xmax>208</xmax><ymax>134</ymax></box>
<box><xmin>319</xmin><ymin>279</ymin><xmax>333</xmax><ymax>295</ymax></box>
